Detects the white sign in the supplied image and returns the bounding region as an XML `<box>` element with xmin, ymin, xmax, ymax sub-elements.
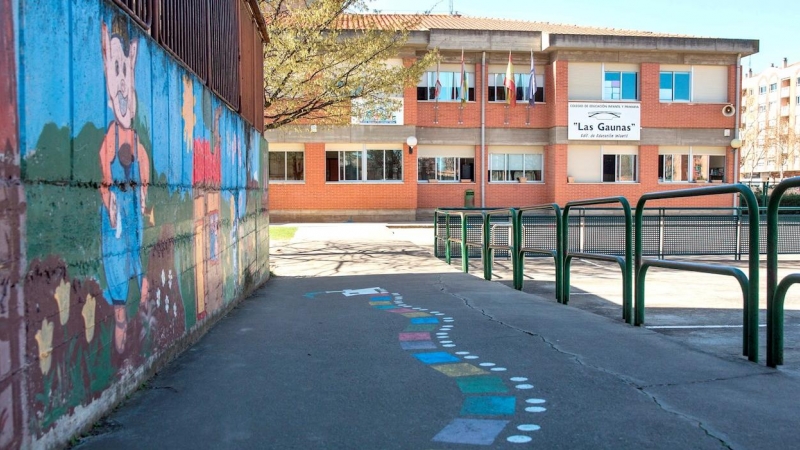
<box><xmin>568</xmin><ymin>102</ymin><xmax>641</xmax><ymax>141</ymax></box>
<box><xmin>351</xmin><ymin>98</ymin><xmax>404</xmax><ymax>125</ymax></box>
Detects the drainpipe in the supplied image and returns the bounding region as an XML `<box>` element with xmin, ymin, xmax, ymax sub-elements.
<box><xmin>481</xmin><ymin>51</ymin><xmax>486</xmax><ymax>207</ymax></box>
<box><xmin>734</xmin><ymin>53</ymin><xmax>742</xmax><ymax>208</ymax></box>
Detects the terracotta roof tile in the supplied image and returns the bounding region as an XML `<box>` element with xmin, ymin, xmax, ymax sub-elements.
<box><xmin>336</xmin><ymin>14</ymin><xmax>695</xmax><ymax>38</ymax></box>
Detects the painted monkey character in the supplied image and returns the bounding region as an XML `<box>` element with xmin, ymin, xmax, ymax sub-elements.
<box><xmin>99</xmin><ymin>22</ymin><xmax>151</xmax><ymax>354</ymax></box>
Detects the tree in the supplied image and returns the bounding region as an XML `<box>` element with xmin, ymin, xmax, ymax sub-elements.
<box><xmin>258</xmin><ymin>0</ymin><xmax>438</xmax><ymax>130</ymax></box>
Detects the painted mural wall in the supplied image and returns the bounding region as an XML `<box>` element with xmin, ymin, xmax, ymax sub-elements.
<box><xmin>1</xmin><ymin>1</ymin><xmax>270</xmax><ymax>447</ymax></box>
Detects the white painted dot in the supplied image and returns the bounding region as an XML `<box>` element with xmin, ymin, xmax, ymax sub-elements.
<box><xmin>443</xmin><ymin>317</ymin><xmax>453</xmax><ymax>320</ymax></box>
<box><xmin>392</xmin><ymin>293</ymin><xmax>400</xmax><ymax>295</ymax></box>
<box><xmin>436</xmin><ymin>333</ymin><xmax>448</xmax><ymax>337</ymax></box>
<box><xmin>443</xmin><ymin>320</ymin><xmax>454</xmax><ymax>323</ymax></box>
<box><xmin>412</xmin><ymin>307</ymin><xmax>421</xmax><ymax>310</ymax></box>
<box><xmin>443</xmin><ymin>344</ymin><xmax>456</xmax><ymax>348</ymax></box>
<box><xmin>526</xmin><ymin>399</ymin><xmax>546</xmax><ymax>404</ymax></box>
<box><xmin>510</xmin><ymin>377</ymin><xmax>528</xmax><ymax>382</ymax></box>
<box><xmin>491</xmin><ymin>367</ymin><xmax>507</xmax><ymax>372</ymax></box>
<box><xmin>507</xmin><ymin>435</ymin><xmax>532</xmax><ymax>444</ymax></box>
<box><xmin>464</xmin><ymin>355</ymin><xmax>479</xmax><ymax>360</ymax></box>
<box><xmin>435</xmin><ymin>313</ymin><xmax>445</xmax><ymax>316</ymax></box>
<box><xmin>479</xmin><ymin>362</ymin><xmax>496</xmax><ymax>367</ymax></box>
<box><xmin>440</xmin><ymin>340</ymin><xmax>453</xmax><ymax>344</ymax></box>
<box><xmin>516</xmin><ymin>384</ymin><xmax>534</xmax><ymax>390</ymax></box>
<box><xmin>395</xmin><ymin>296</ymin><xmax>403</xmax><ymax>299</ymax></box>
<box><xmin>517</xmin><ymin>424</ymin><xmax>541</xmax><ymax>432</ymax></box>
<box><xmin>525</xmin><ymin>406</ymin><xmax>546</xmax><ymax>413</ymax></box>
<box><xmin>419</xmin><ymin>309</ymin><xmax>428</xmax><ymax>311</ymax></box>
<box><xmin>455</xmin><ymin>351</ymin><xmax>470</xmax><ymax>355</ymax></box>
<box><xmin>430</xmin><ymin>311</ymin><xmax>440</xmax><ymax>314</ymax></box>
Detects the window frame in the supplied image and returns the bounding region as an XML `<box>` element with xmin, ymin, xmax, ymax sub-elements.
<box><xmin>486</xmin><ymin>72</ymin><xmax>545</xmax><ymax>103</ymax></box>
<box><xmin>658</xmin><ymin>148</ymin><xmax>727</xmax><ymax>183</ymax></box>
<box><xmin>417</xmin><ymin>156</ymin><xmax>475</xmax><ymax>182</ymax></box>
<box><xmin>659</xmin><ymin>71</ymin><xmax>692</xmax><ymax>102</ymax></box>
<box><xmin>325</xmin><ymin>147</ymin><xmax>404</xmax><ymax>183</ymax></box>
<box><xmin>602</xmin><ymin>154</ymin><xmax>638</xmax><ymax>183</ymax></box>
<box><xmin>488</xmin><ymin>153</ymin><xmax>544</xmax><ymax>182</ymax></box>
<box><xmin>417</xmin><ymin>71</ymin><xmax>475</xmax><ymax>102</ymax></box>
<box><xmin>603</xmin><ymin>70</ymin><xmax>639</xmax><ymax>101</ymax></box>
<box><xmin>268</xmin><ymin>150</ymin><xmax>305</xmax><ymax>182</ymax></box>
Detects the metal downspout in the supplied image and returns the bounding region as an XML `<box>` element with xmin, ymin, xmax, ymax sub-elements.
<box><xmin>734</xmin><ymin>54</ymin><xmax>742</xmax><ymax>208</ymax></box>
<box><xmin>481</xmin><ymin>51</ymin><xmax>486</xmax><ymax>207</ymax></box>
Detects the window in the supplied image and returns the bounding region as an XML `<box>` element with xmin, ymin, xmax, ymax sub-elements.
<box><xmin>489</xmin><ymin>154</ymin><xmax>543</xmax><ymax>181</ymax></box>
<box><xmin>325</xmin><ymin>147</ymin><xmax>403</xmax><ymax>182</ymax></box>
<box><xmin>659</xmin><ymin>147</ymin><xmax>726</xmax><ymax>182</ymax></box>
<box><xmin>796</xmin><ymin>96</ymin><xmax>800</xmax><ymax>105</ymax></box>
<box><xmin>566</xmin><ymin>145</ymin><xmax>637</xmax><ymax>183</ymax></box>
<box><xmin>659</xmin><ymin>71</ymin><xmax>691</xmax><ymax>101</ymax></box>
<box><xmin>759</xmin><ymin>85</ymin><xmax>767</xmax><ymax>95</ymax></box>
<box><xmin>769</xmin><ymin>83</ymin><xmax>778</xmax><ymax>92</ymax></box>
<box><xmin>603</xmin><ymin>71</ymin><xmax>638</xmax><ymax>100</ymax></box>
<box><xmin>487</xmin><ymin>73</ymin><xmax>545</xmax><ymax>103</ymax></box>
<box><xmin>796</xmin><ymin>77</ymin><xmax>800</xmax><ymax>86</ymax></box>
<box><xmin>602</xmin><ymin>154</ymin><xmax>637</xmax><ymax>182</ymax></box>
<box><xmin>759</xmin><ymin>105</ymin><xmax>767</xmax><ymax>112</ymax></box>
<box><xmin>418</xmin><ymin>157</ymin><xmax>475</xmax><ymax>181</ymax></box>
<box><xmin>269</xmin><ymin>150</ymin><xmax>304</xmax><ymax>181</ymax></box>
<box><xmin>417</xmin><ymin>71</ymin><xmax>475</xmax><ymax>102</ymax></box>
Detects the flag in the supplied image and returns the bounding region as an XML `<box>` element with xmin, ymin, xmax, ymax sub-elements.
<box><xmin>434</xmin><ymin>61</ymin><xmax>442</xmax><ymax>99</ymax></box>
<box><xmin>528</xmin><ymin>50</ymin><xmax>536</xmax><ymax>107</ymax></box>
<box><xmin>504</xmin><ymin>51</ymin><xmax>516</xmax><ymax>107</ymax></box>
<box><xmin>460</xmin><ymin>49</ymin><xmax>467</xmax><ymax>105</ymax></box>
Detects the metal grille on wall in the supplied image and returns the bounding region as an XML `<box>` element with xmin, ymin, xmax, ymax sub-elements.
<box><xmin>157</xmin><ymin>0</ymin><xmax>209</xmax><ymax>83</ymax></box>
<box><xmin>210</xmin><ymin>0</ymin><xmax>241</xmax><ymax>110</ymax></box>
<box><xmin>111</xmin><ymin>0</ymin><xmax>153</xmax><ymax>29</ymax></box>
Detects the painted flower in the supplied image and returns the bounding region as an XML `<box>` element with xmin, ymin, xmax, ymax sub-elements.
<box><xmin>35</xmin><ymin>318</ymin><xmax>54</xmax><ymax>375</ymax></box>
<box><xmin>82</xmin><ymin>293</ymin><xmax>96</xmax><ymax>342</ymax></box>
<box><xmin>54</xmin><ymin>279</ymin><xmax>71</xmax><ymax>326</ymax></box>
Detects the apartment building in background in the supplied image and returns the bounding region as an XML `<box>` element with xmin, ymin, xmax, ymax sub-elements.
<box><xmin>265</xmin><ymin>14</ymin><xmax>759</xmax><ymax>222</ymax></box>
<box><xmin>740</xmin><ymin>59</ymin><xmax>800</xmax><ymax>182</ymax></box>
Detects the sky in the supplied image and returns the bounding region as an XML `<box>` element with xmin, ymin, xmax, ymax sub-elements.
<box><xmin>367</xmin><ymin>0</ymin><xmax>800</xmax><ymax>74</ymax></box>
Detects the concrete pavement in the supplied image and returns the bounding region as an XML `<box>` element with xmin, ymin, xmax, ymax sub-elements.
<box><xmin>74</xmin><ymin>224</ymin><xmax>800</xmax><ymax>449</ymax></box>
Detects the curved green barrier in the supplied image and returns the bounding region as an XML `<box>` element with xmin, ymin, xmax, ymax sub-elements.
<box><xmin>635</xmin><ymin>184</ymin><xmax>760</xmax><ymax>362</ymax></box>
<box><xmin>563</xmin><ymin>197</ymin><xmax>632</xmax><ymax>324</ymax></box>
<box><xmin>514</xmin><ymin>205</ymin><xmax>563</xmax><ymax>298</ymax></box>
<box><xmin>766</xmin><ymin>176</ymin><xmax>800</xmax><ymax>367</ymax></box>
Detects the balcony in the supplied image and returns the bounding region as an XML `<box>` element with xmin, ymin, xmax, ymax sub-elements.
<box><xmin>781</xmin><ymin>87</ymin><xmax>791</xmax><ymax>97</ymax></box>
<box><xmin>781</xmin><ymin>106</ymin><xmax>790</xmax><ymax>116</ymax></box>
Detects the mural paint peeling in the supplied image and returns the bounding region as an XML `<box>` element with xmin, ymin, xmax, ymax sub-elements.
<box><xmin>1</xmin><ymin>0</ymin><xmax>27</xmax><ymax>447</ymax></box>
<box><xmin>305</xmin><ymin>287</ymin><xmax>547</xmax><ymax>445</ymax></box>
<box><xmin>4</xmin><ymin>2</ymin><xmax>270</xmax><ymax>447</ymax></box>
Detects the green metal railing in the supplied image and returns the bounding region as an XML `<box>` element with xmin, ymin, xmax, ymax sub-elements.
<box><xmin>563</xmin><ymin>197</ymin><xmax>633</xmax><ymax>323</ymax></box>
<box><xmin>767</xmin><ymin>176</ymin><xmax>800</xmax><ymax>367</ymax></box>
<box><xmin>635</xmin><ymin>184</ymin><xmax>761</xmax><ymax>362</ymax></box>
<box><xmin>436</xmin><ymin>209</ymin><xmax>487</xmax><ymax>274</ymax></box>
<box><xmin>514</xmin><ymin>205</ymin><xmax>563</xmax><ymax>299</ymax></box>
<box><xmin>484</xmin><ymin>208</ymin><xmax>517</xmax><ymax>282</ymax></box>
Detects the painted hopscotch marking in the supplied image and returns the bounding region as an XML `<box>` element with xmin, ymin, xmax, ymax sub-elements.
<box><xmin>303</xmin><ymin>287</ymin><xmax>546</xmax><ymax>445</ymax></box>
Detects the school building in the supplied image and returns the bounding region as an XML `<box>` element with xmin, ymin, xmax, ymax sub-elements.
<box><xmin>264</xmin><ymin>14</ymin><xmax>759</xmax><ymax>222</ymax></box>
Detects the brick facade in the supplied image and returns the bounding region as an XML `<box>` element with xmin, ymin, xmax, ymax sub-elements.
<box><xmin>265</xmin><ymin>16</ymin><xmax>759</xmax><ymax>221</ymax></box>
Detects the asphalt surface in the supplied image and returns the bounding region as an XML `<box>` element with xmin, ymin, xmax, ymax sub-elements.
<box><xmin>75</xmin><ymin>224</ymin><xmax>800</xmax><ymax>449</ymax></box>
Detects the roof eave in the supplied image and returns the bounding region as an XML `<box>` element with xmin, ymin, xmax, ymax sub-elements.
<box><xmin>544</xmin><ymin>33</ymin><xmax>759</xmax><ymax>56</ymax></box>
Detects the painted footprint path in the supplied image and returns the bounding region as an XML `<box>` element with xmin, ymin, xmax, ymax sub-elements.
<box><xmin>307</xmin><ymin>287</ymin><xmax>547</xmax><ymax>446</ymax></box>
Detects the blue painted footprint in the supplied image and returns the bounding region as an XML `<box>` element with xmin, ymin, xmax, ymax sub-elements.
<box><xmin>368</xmin><ymin>289</ymin><xmax>547</xmax><ymax>446</ymax></box>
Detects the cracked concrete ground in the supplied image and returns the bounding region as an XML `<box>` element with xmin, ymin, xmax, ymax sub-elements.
<box><xmin>75</xmin><ymin>223</ymin><xmax>800</xmax><ymax>449</ymax></box>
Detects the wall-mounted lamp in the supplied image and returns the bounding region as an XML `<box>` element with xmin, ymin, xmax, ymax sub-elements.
<box><xmin>406</xmin><ymin>136</ymin><xmax>418</xmax><ymax>155</ymax></box>
<box><xmin>730</xmin><ymin>138</ymin><xmax>742</xmax><ymax>150</ymax></box>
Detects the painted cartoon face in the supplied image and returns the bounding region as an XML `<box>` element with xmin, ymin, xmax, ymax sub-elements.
<box><xmin>102</xmin><ymin>24</ymin><xmax>138</xmax><ymax>128</ymax></box>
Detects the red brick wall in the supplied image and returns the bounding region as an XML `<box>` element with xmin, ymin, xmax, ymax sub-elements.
<box><xmin>269</xmin><ymin>143</ymin><xmax>418</xmax><ymax>210</ymax></box>
<box><xmin>640</xmin><ymin>63</ymin><xmax>737</xmax><ymax>129</ymax></box>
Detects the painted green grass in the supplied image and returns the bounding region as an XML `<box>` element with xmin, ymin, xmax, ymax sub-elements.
<box><xmin>270</xmin><ymin>226</ymin><xmax>298</xmax><ymax>241</ymax></box>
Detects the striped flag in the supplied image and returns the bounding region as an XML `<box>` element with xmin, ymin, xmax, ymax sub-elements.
<box><xmin>504</xmin><ymin>52</ymin><xmax>516</xmax><ymax>107</ymax></box>
<box><xmin>434</xmin><ymin>61</ymin><xmax>442</xmax><ymax>99</ymax></box>
<box><xmin>460</xmin><ymin>49</ymin><xmax>467</xmax><ymax>104</ymax></box>
<box><xmin>528</xmin><ymin>50</ymin><xmax>536</xmax><ymax>106</ymax></box>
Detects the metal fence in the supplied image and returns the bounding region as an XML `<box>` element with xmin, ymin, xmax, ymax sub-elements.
<box><xmin>111</xmin><ymin>0</ymin><xmax>153</xmax><ymax>29</ymax></box>
<box><xmin>436</xmin><ymin>208</ymin><xmax>800</xmax><ymax>259</ymax></box>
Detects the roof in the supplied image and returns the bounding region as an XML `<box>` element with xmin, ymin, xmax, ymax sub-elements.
<box><xmin>336</xmin><ymin>14</ymin><xmax>694</xmax><ymax>38</ymax></box>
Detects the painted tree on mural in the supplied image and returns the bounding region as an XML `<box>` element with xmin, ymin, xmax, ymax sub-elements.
<box><xmin>258</xmin><ymin>0</ymin><xmax>438</xmax><ymax>128</ymax></box>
